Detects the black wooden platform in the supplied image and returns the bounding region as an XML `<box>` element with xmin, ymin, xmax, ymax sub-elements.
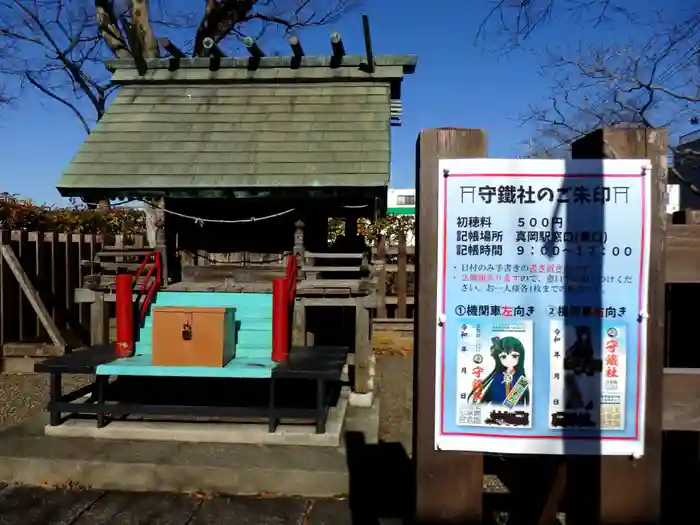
<box><xmin>35</xmin><ymin>344</ymin><xmax>349</xmax><ymax>434</ymax></box>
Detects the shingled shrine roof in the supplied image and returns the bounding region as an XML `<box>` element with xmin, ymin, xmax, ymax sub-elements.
<box><xmin>56</xmin><ymin>54</ymin><xmax>417</xmax><ymax>198</ymax></box>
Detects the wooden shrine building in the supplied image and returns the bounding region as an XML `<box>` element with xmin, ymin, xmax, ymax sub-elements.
<box><xmin>55</xmin><ymin>36</ymin><xmax>417</xmax><ymax>397</ymax></box>
<box><xmin>57</xmin><ymin>50</ymin><xmax>417</xmax><ymax>255</ymax></box>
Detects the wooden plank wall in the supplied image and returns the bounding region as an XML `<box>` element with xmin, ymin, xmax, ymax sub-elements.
<box><xmin>0</xmin><ymin>231</ymin><xmax>106</xmax><ymax>349</ymax></box>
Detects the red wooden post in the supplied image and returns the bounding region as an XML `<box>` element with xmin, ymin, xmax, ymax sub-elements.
<box><xmin>271</xmin><ymin>276</ymin><xmax>289</xmax><ymax>362</ymax></box>
<box><xmin>115</xmin><ymin>273</ymin><xmax>134</xmax><ymax>358</ymax></box>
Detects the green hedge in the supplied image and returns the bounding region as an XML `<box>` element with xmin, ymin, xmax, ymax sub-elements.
<box><xmin>329</xmin><ymin>215</ymin><xmax>415</xmax><ymax>244</ymax></box>
<box><xmin>0</xmin><ymin>193</ymin><xmax>416</xmax><ymax>240</ymax></box>
<box><xmin>0</xmin><ymin>194</ymin><xmax>146</xmax><ymax>235</ymax></box>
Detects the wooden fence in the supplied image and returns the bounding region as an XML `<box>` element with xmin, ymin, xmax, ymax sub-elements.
<box><xmin>0</xmin><ymin>229</ymin><xmax>413</xmax><ymax>353</ymax></box>
<box><xmin>6</xmin><ymin>215</ymin><xmax>700</xmax><ymax>349</ymax></box>
<box><xmin>373</xmin><ymin>235</ymin><xmax>415</xmax><ymax>320</ymax></box>
<box><xmin>0</xmin><ymin>231</ymin><xmax>148</xmax><ymax>355</ymax></box>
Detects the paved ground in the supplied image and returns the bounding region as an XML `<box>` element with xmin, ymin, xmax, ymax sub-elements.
<box><xmin>0</xmin><ymin>374</ymin><xmax>90</xmax><ymax>428</ymax></box>
<box><xmin>375</xmin><ymin>353</ymin><xmax>412</xmax><ymax>455</ymax></box>
<box><xmin>0</xmin><ymin>483</ymin><xmax>355</xmax><ymax>524</ymax></box>
<box><xmin>0</xmin><ymin>351</ymin><xmax>415</xmax><ymax>523</ymax></box>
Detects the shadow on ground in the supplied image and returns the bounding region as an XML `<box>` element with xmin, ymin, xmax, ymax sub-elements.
<box><xmin>345</xmin><ymin>431</ymin><xmax>414</xmax><ymax>524</ymax></box>
<box><xmin>341</xmin><ymin>430</ymin><xmax>700</xmax><ymax>525</ymax></box>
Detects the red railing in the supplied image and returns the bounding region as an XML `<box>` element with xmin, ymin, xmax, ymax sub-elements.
<box><xmin>116</xmin><ymin>250</ymin><xmax>163</xmax><ymax>357</ymax></box>
<box><xmin>285</xmin><ymin>252</ymin><xmax>297</xmax><ymax>305</ymax></box>
<box><xmin>272</xmin><ymin>254</ymin><xmax>298</xmax><ymax>362</ymax></box>
<box><xmin>134</xmin><ymin>250</ymin><xmax>163</xmax><ymax>323</ymax></box>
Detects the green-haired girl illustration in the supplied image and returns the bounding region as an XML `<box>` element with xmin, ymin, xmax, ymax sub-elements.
<box><xmin>468</xmin><ymin>336</ymin><xmax>530</xmax><ymax>406</ymax></box>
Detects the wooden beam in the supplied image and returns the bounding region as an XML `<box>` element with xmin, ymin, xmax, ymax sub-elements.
<box><xmin>382</xmin><ymin>263</ymin><xmax>416</xmax><ymax>272</ymax></box>
<box><xmin>158</xmin><ymin>38</ymin><xmax>185</xmax><ymax>58</ymax></box>
<box><xmin>301</xmin><ymin>266</ymin><xmax>363</xmax><ymax>273</ymax></box>
<box><xmin>373</xmin><ymin>245</ymin><xmax>416</xmax><ymax>256</ymax></box>
<box><xmin>361</xmin><ymin>15</ymin><xmax>375</xmax><ymax>73</ymax></box>
<box><xmin>289</xmin><ymin>35</ymin><xmax>303</xmax><ymax>69</ymax></box>
<box><xmin>414</xmin><ymin>128</ymin><xmax>487</xmax><ymax>524</ymax></box>
<box><xmin>330</xmin><ymin>32</ymin><xmax>345</xmax><ymax>67</ymax></box>
<box><xmin>662</xmin><ymin>368</ymin><xmax>700</xmax><ymax>431</ymax></box>
<box><xmin>305</xmin><ymin>252</ymin><xmax>364</xmax><ymax>259</ymax></box>
<box><xmin>385</xmin><ymin>296</ymin><xmax>414</xmax><ymax>305</ymax></box>
<box><xmin>301</xmin><ymin>297</ymin><xmax>375</xmax><ymax>307</ymax></box>
<box><xmin>82</xmin><ymin>261</ymin><xmax>143</xmax><ymax>271</ymax></box>
<box><xmin>665</xmin><ymin>225</ymin><xmax>700</xmax><ymax>282</ymax></box>
<box><xmin>0</xmin><ymin>244</ymin><xmax>67</xmax><ymax>350</ymax></box>
<box><xmin>1</xmin><ymin>343</ymin><xmax>63</xmax><ymax>357</ymax></box>
<box><xmin>372</xmin><ymin>318</ymin><xmax>414</xmax><ymax>332</ymax></box>
<box><xmin>243</xmin><ymin>36</ymin><xmax>264</xmax><ymax>59</ymax></box>
<box><xmin>571</xmin><ymin>127</ymin><xmax>667</xmax><ymax>524</ymax></box>
<box><xmin>208</xmin><ymin>54</ymin><xmax>221</xmax><ymax>72</ymax></box>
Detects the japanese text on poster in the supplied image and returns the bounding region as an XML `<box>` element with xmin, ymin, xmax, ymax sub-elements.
<box><xmin>434</xmin><ymin>158</ymin><xmax>651</xmax><ymax>456</ymax></box>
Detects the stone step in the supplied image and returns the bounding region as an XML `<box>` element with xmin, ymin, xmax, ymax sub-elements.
<box><xmin>0</xmin><ymin>415</ymin><xmax>349</xmax><ymax>497</ymax></box>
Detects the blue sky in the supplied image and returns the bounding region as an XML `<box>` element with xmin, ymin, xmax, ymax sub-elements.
<box><xmin>0</xmin><ymin>0</ymin><xmax>691</xmax><ymax>204</ymax></box>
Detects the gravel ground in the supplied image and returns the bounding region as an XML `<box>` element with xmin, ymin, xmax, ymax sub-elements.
<box><xmin>373</xmin><ymin>346</ymin><xmax>509</xmax><ymax>496</ymax></box>
<box><xmin>376</xmin><ymin>353</ymin><xmax>413</xmax><ymax>455</ymax></box>
<box><xmin>1</xmin><ymin>329</ymin><xmax>417</xmax><ymax>439</ymax></box>
<box><xmin>0</xmin><ymin>357</ymin><xmax>415</xmax><ymax>446</ymax></box>
<box><xmin>0</xmin><ymin>373</ymin><xmax>92</xmax><ymax>429</ymax></box>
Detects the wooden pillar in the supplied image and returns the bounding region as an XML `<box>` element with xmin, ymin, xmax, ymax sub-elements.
<box><xmin>354</xmin><ymin>301</ymin><xmax>372</xmax><ymax>394</ymax></box>
<box><xmin>291</xmin><ymin>220</ymin><xmax>307</xmax><ymax>347</ymax></box>
<box><xmin>152</xmin><ymin>197</ymin><xmax>168</xmax><ymax>286</ymax></box>
<box><xmin>144</xmin><ymin>200</ymin><xmax>159</xmax><ymax>248</ymax></box>
<box><xmin>90</xmin><ymin>291</ymin><xmax>109</xmax><ymax>346</ymax></box>
<box><xmin>396</xmin><ymin>231</ymin><xmax>408</xmax><ymax>319</ymax></box>
<box><xmin>292</xmin><ymin>298</ymin><xmax>307</xmax><ymax>347</ymax></box>
<box><xmin>571</xmin><ymin>128</ymin><xmax>667</xmax><ymax>524</ymax></box>
<box><xmin>376</xmin><ymin>237</ymin><xmax>387</xmax><ymax>319</ymax></box>
<box><xmin>414</xmin><ymin>128</ymin><xmax>487</xmax><ymax>524</ymax></box>
<box><xmin>293</xmin><ymin>220</ymin><xmax>305</xmax><ymax>279</ymax></box>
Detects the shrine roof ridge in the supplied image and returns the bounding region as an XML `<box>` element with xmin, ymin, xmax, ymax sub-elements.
<box><xmin>106</xmin><ymin>55</ymin><xmax>417</xmax><ymax>84</ymax></box>
<box><xmin>107</xmin><ymin>54</ymin><xmax>417</xmax><ymax>71</ymax></box>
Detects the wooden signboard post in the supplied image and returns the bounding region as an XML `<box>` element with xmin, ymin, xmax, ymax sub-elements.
<box><xmin>413</xmin><ymin>127</ymin><xmax>667</xmax><ymax>524</ymax></box>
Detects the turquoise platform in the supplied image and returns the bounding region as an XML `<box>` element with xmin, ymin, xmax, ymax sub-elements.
<box><xmin>96</xmin><ymin>291</ymin><xmax>277</xmax><ymax>379</ymax></box>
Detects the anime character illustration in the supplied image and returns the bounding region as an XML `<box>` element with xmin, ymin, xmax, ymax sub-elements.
<box><xmin>548</xmin><ymin>320</ymin><xmax>627</xmax><ymax>430</ymax></box>
<box><xmin>564</xmin><ymin>326</ymin><xmax>602</xmax><ymax>375</ymax></box>
<box><xmin>456</xmin><ymin>321</ymin><xmax>533</xmax><ymax>428</ymax></box>
<box><xmin>563</xmin><ymin>325</ymin><xmax>602</xmax><ymax>410</ymax></box>
<box><xmin>468</xmin><ymin>336</ymin><xmax>530</xmax><ymax>406</ymax></box>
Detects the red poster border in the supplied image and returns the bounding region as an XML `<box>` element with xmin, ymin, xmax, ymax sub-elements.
<box><xmin>439</xmin><ymin>172</ymin><xmax>646</xmax><ymax>441</ymax></box>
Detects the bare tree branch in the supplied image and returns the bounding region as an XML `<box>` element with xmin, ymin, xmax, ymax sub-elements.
<box><xmin>0</xmin><ymin>0</ymin><xmax>354</xmax><ymax>130</ymax></box>
<box><xmin>193</xmin><ymin>0</ymin><xmax>357</xmax><ymax>56</ymax></box>
<box><xmin>477</xmin><ymin>0</ymin><xmax>638</xmax><ymax>51</ymax></box>
<box><xmin>193</xmin><ymin>0</ymin><xmax>255</xmax><ymax>57</ymax></box>
<box><xmin>95</xmin><ymin>0</ymin><xmax>129</xmax><ymax>58</ymax></box>
<box><xmin>25</xmin><ymin>71</ymin><xmax>91</xmax><ymax>134</ymax></box>
<box><xmin>517</xmin><ymin>7</ymin><xmax>700</xmax><ymax>156</ymax></box>
<box><xmin>131</xmin><ymin>0</ymin><xmax>158</xmax><ymax>58</ymax></box>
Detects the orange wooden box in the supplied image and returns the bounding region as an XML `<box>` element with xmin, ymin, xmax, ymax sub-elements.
<box><xmin>151</xmin><ymin>306</ymin><xmax>237</xmax><ymax>367</ymax></box>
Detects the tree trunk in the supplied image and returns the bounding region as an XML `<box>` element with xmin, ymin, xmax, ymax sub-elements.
<box><xmin>95</xmin><ymin>2</ymin><xmax>130</xmax><ymax>59</ymax></box>
<box><xmin>194</xmin><ymin>0</ymin><xmax>257</xmax><ymax>56</ymax></box>
<box><xmin>132</xmin><ymin>0</ymin><xmax>159</xmax><ymax>58</ymax></box>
